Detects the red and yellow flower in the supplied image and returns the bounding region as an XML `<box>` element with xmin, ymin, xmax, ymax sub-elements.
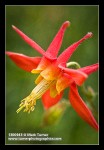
<box><xmin>6</xmin><ymin>21</ymin><xmax>99</xmax><ymax>130</ymax></box>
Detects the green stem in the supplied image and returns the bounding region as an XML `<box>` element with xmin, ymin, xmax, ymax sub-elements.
<box><xmin>66</xmin><ymin>62</ymin><xmax>81</xmax><ymax>69</ymax></box>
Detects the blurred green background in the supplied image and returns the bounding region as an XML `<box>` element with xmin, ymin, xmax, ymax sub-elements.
<box><xmin>6</xmin><ymin>6</ymin><xmax>98</xmax><ymax>144</ymax></box>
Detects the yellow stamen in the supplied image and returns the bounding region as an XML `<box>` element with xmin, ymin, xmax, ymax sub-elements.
<box><xmin>16</xmin><ymin>79</ymin><xmax>55</xmax><ymax>113</ymax></box>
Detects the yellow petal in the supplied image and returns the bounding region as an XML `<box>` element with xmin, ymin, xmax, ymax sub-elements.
<box><xmin>31</xmin><ymin>57</ymin><xmax>51</xmax><ymax>74</ymax></box>
<box><xmin>41</xmin><ymin>64</ymin><xmax>60</xmax><ymax>81</ymax></box>
<box><xmin>35</xmin><ymin>75</ymin><xmax>43</xmax><ymax>84</ymax></box>
<box><xmin>56</xmin><ymin>73</ymin><xmax>73</xmax><ymax>93</ymax></box>
<box><xmin>50</xmin><ymin>83</ymin><xmax>58</xmax><ymax>98</ymax></box>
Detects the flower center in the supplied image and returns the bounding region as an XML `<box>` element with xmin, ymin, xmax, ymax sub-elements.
<box><xmin>16</xmin><ymin>79</ymin><xmax>54</xmax><ymax>113</ymax></box>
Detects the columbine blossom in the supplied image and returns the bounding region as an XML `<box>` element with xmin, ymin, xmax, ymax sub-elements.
<box><xmin>6</xmin><ymin>21</ymin><xmax>99</xmax><ymax>130</ymax></box>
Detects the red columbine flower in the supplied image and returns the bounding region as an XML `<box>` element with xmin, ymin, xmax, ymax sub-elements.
<box><xmin>6</xmin><ymin>21</ymin><xmax>99</xmax><ymax>130</ymax></box>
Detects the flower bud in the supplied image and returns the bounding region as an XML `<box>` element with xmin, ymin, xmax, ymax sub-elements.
<box><xmin>41</xmin><ymin>101</ymin><xmax>69</xmax><ymax>127</ymax></box>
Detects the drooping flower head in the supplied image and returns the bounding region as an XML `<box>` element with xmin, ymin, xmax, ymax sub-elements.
<box><xmin>6</xmin><ymin>21</ymin><xmax>99</xmax><ymax>130</ymax></box>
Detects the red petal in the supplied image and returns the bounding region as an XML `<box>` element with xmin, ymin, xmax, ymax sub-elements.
<box><xmin>6</xmin><ymin>51</ymin><xmax>41</xmax><ymax>72</ymax></box>
<box><xmin>42</xmin><ymin>90</ymin><xmax>63</xmax><ymax>109</ymax></box>
<box><xmin>79</xmin><ymin>63</ymin><xmax>99</xmax><ymax>75</ymax></box>
<box><xmin>58</xmin><ymin>64</ymin><xmax>88</xmax><ymax>86</ymax></box>
<box><xmin>12</xmin><ymin>25</ymin><xmax>45</xmax><ymax>55</ymax></box>
<box><xmin>46</xmin><ymin>21</ymin><xmax>70</xmax><ymax>57</ymax></box>
<box><xmin>69</xmin><ymin>83</ymin><xmax>99</xmax><ymax>130</ymax></box>
<box><xmin>58</xmin><ymin>32</ymin><xmax>93</xmax><ymax>63</ymax></box>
